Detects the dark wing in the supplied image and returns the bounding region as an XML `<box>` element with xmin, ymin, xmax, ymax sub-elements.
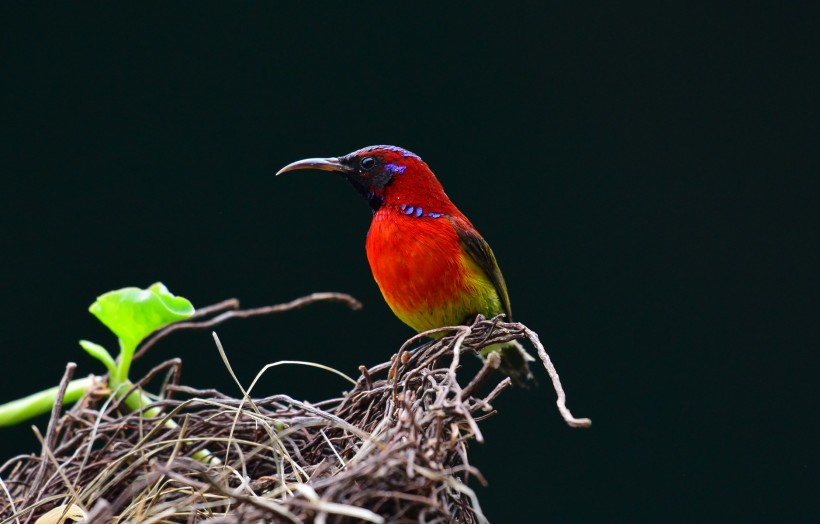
<box><xmin>452</xmin><ymin>218</ymin><xmax>513</xmax><ymax>320</ymax></box>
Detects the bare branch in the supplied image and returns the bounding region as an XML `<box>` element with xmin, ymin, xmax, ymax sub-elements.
<box><xmin>134</xmin><ymin>292</ymin><xmax>362</xmax><ymax>361</ymax></box>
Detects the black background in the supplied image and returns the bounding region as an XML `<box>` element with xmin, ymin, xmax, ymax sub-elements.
<box><xmin>2</xmin><ymin>3</ymin><xmax>817</xmax><ymax>522</ymax></box>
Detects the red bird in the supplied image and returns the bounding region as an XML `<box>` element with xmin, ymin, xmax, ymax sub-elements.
<box><xmin>277</xmin><ymin>145</ymin><xmax>534</xmax><ymax>385</ymax></box>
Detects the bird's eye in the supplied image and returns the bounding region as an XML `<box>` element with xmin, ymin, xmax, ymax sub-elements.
<box><xmin>360</xmin><ymin>156</ymin><xmax>376</xmax><ymax>170</ymax></box>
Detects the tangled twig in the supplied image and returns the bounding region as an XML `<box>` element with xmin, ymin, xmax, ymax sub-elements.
<box><xmin>0</xmin><ymin>297</ymin><xmax>589</xmax><ymax>524</ymax></box>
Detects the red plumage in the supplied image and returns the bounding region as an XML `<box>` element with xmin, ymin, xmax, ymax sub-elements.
<box><xmin>366</xmin><ymin>204</ymin><xmax>470</xmax><ymax>324</ymax></box>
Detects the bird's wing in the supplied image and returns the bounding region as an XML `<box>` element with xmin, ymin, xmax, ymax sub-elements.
<box><xmin>451</xmin><ymin>217</ymin><xmax>513</xmax><ymax>320</ymax></box>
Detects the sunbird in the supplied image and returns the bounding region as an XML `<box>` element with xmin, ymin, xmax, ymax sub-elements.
<box><xmin>277</xmin><ymin>145</ymin><xmax>535</xmax><ymax>385</ymax></box>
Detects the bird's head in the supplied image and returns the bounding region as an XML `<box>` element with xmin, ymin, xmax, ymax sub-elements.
<box><xmin>277</xmin><ymin>145</ymin><xmax>451</xmax><ymax>213</ymax></box>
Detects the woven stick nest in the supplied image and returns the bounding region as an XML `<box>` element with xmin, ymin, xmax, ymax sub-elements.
<box><xmin>0</xmin><ymin>294</ymin><xmax>589</xmax><ymax>524</ymax></box>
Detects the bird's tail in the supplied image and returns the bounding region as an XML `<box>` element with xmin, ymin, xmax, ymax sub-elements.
<box><xmin>480</xmin><ymin>340</ymin><xmax>537</xmax><ymax>388</ymax></box>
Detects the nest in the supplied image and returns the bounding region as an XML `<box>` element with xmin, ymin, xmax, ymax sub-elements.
<box><xmin>0</xmin><ymin>295</ymin><xmax>589</xmax><ymax>524</ymax></box>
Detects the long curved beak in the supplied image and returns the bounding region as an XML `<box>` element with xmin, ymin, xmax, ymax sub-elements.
<box><xmin>275</xmin><ymin>157</ymin><xmax>353</xmax><ymax>176</ymax></box>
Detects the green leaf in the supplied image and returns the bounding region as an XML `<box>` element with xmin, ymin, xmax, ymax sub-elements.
<box><xmin>89</xmin><ymin>282</ymin><xmax>194</xmax><ymax>350</ymax></box>
<box><xmin>79</xmin><ymin>339</ymin><xmax>117</xmax><ymax>375</ymax></box>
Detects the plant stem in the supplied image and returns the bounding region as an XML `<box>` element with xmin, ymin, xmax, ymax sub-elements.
<box><xmin>114</xmin><ymin>339</ymin><xmax>136</xmax><ymax>387</ymax></box>
<box><xmin>116</xmin><ymin>381</ymin><xmax>220</xmax><ymax>465</ymax></box>
<box><xmin>119</xmin><ymin>384</ymin><xmax>159</xmax><ymax>417</ymax></box>
<box><xmin>0</xmin><ymin>377</ymin><xmax>94</xmax><ymax>427</ymax></box>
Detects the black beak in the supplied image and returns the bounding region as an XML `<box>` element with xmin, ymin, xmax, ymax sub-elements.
<box><xmin>275</xmin><ymin>157</ymin><xmax>354</xmax><ymax>176</ymax></box>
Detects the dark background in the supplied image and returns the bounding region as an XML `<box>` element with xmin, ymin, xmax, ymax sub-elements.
<box><xmin>2</xmin><ymin>3</ymin><xmax>817</xmax><ymax>522</ymax></box>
